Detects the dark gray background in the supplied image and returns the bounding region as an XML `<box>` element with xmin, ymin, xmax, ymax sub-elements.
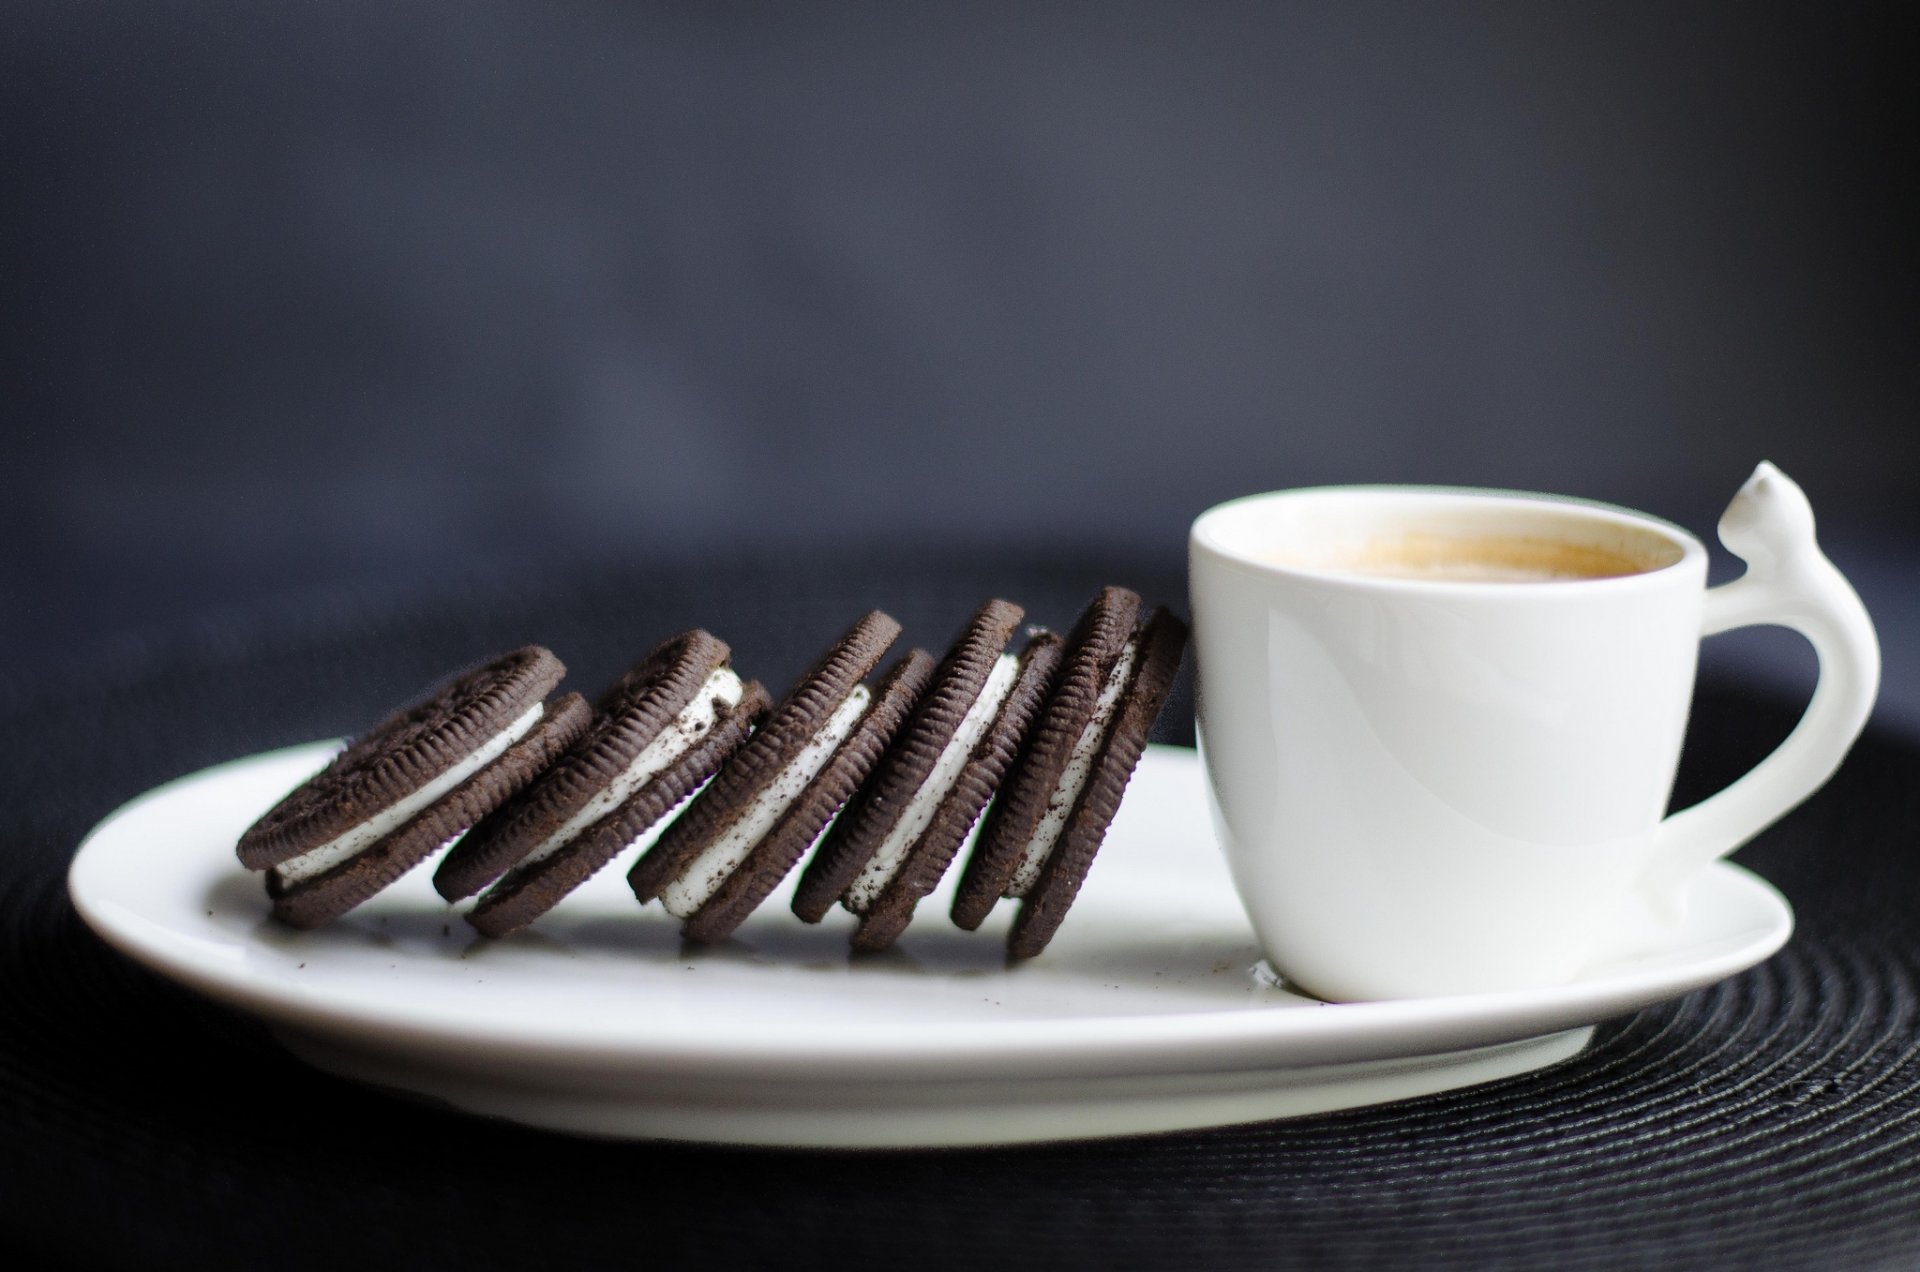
<box><xmin>5</xmin><ymin>1</ymin><xmax>1914</xmax><ymax>722</ymax></box>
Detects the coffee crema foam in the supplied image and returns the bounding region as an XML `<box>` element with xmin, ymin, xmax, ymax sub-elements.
<box><xmin>1265</xmin><ymin>532</ymin><xmax>1650</xmax><ymax>583</ymax></box>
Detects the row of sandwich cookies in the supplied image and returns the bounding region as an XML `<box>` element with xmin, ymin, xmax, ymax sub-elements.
<box><xmin>238</xmin><ymin>588</ymin><xmax>1185</xmax><ymax>956</ymax></box>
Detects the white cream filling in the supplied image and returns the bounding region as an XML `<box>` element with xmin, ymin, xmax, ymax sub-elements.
<box><xmin>507</xmin><ymin>667</ymin><xmax>743</xmax><ymax>875</ymax></box>
<box><xmin>1007</xmin><ymin>638</ymin><xmax>1138</xmax><ymax>897</ymax></box>
<box><xmin>269</xmin><ymin>701</ymin><xmax>546</xmax><ymax>888</ymax></box>
<box><xmin>660</xmin><ymin>684</ymin><xmax>872</xmax><ymax>918</ymax></box>
<box><xmin>845</xmin><ymin>653</ymin><xmax>1020</xmax><ymax>913</ymax></box>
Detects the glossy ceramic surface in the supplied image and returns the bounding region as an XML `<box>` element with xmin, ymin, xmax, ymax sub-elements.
<box><xmin>1190</xmin><ymin>464</ymin><xmax>1872</xmax><ymax>1000</ymax></box>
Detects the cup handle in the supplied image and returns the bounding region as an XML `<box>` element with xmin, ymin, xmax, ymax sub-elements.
<box><xmin>1641</xmin><ymin>463</ymin><xmax>1881</xmax><ymax>909</ymax></box>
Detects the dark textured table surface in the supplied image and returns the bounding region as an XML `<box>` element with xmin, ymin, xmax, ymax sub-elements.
<box><xmin>4</xmin><ymin>550</ymin><xmax>1918</xmax><ymax>1270</ymax></box>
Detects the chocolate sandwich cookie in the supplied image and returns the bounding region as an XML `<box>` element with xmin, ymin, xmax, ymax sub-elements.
<box><xmin>624</xmin><ymin>611</ymin><xmax>902</xmax><ymax>914</ymax></box>
<box><xmin>441</xmin><ymin>631</ymin><xmax>771</xmax><ymax>938</ymax></box>
<box><xmin>628</xmin><ymin>611</ymin><xmax>938</xmax><ymax>943</ymax></box>
<box><xmin>953</xmin><ymin>593</ymin><xmax>1188</xmax><ymax>957</ymax></box>
<box><xmin>792</xmin><ymin>599</ymin><xmax>1063</xmax><ymax>951</ymax></box>
<box><xmin>950</xmin><ymin>588</ymin><xmax>1139</xmax><ymax>928</ymax></box>
<box><xmin>236</xmin><ymin>646</ymin><xmax>592</xmax><ymax>930</ymax></box>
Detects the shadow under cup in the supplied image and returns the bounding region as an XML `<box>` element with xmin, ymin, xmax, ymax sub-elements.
<box><xmin>1189</xmin><ymin>487</ymin><xmax>1710</xmax><ymax>1002</ymax></box>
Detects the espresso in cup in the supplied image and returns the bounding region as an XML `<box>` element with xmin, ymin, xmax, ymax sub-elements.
<box><xmin>1264</xmin><ymin>532</ymin><xmax>1652</xmax><ymax>584</ymax></box>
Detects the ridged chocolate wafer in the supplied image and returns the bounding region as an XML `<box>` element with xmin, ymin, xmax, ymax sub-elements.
<box><xmin>1008</xmin><ymin>606</ymin><xmax>1187</xmax><ymax>957</ymax></box>
<box><xmin>953</xmin><ymin>587</ymin><xmax>1141</xmax><ymax>929</ymax></box>
<box><xmin>851</xmin><ymin>630</ymin><xmax>1062</xmax><ymax>951</ymax></box>
<box><xmin>680</xmin><ymin>648</ymin><xmax>937</xmax><ymax>944</ymax></box>
<box><xmin>467</xmin><ymin>686</ymin><xmax>768</xmax><ymax>937</ymax></box>
<box><xmin>435</xmin><ymin>631</ymin><xmax>730</xmax><ymax>900</ymax></box>
<box><xmin>267</xmin><ymin>694</ymin><xmax>592</xmax><ymax>929</ymax></box>
<box><xmin>442</xmin><ymin>630</ymin><xmax>770</xmax><ymax>937</ymax></box>
<box><xmin>238</xmin><ymin>645</ymin><xmax>567</xmax><ymax>871</ymax></box>
<box><xmin>791</xmin><ymin>598</ymin><xmax>1025</xmax><ymax>923</ymax></box>
<box><xmin>628</xmin><ymin>611</ymin><xmax>901</xmax><ymax>904</ymax></box>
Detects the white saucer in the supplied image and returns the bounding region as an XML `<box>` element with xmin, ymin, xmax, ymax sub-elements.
<box><xmin>68</xmin><ymin>744</ymin><xmax>1792</xmax><ymax>1148</ymax></box>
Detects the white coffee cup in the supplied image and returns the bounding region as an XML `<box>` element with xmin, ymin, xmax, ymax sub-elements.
<box><xmin>1189</xmin><ymin>464</ymin><xmax>1878</xmax><ymax>1002</ymax></box>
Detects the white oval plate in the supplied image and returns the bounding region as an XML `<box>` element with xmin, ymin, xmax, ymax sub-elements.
<box><xmin>68</xmin><ymin>744</ymin><xmax>1790</xmax><ymax>1147</ymax></box>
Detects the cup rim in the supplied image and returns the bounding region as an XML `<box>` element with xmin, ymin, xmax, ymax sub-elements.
<box><xmin>1189</xmin><ymin>484</ymin><xmax>1708</xmax><ymax>595</ymax></box>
